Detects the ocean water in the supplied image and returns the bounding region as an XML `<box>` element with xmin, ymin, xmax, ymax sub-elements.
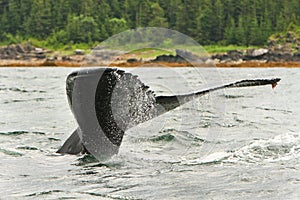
<box><xmin>0</xmin><ymin>67</ymin><xmax>299</xmax><ymax>200</ymax></box>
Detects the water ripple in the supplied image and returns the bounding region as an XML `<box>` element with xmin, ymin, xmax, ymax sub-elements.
<box><xmin>255</xmin><ymin>106</ymin><xmax>293</xmax><ymax>114</ymax></box>
<box><xmin>0</xmin><ymin>87</ymin><xmax>46</xmax><ymax>93</ymax></box>
<box><xmin>0</xmin><ymin>130</ymin><xmax>29</xmax><ymax>135</ymax></box>
<box><xmin>220</xmin><ymin>94</ymin><xmax>247</xmax><ymax>99</ymax></box>
<box><xmin>3</xmin><ymin>98</ymin><xmax>48</xmax><ymax>104</ymax></box>
<box><xmin>0</xmin><ymin>148</ymin><xmax>23</xmax><ymax>157</ymax></box>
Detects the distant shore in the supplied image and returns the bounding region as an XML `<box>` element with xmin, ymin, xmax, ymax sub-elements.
<box><xmin>1</xmin><ymin>43</ymin><xmax>300</xmax><ymax>67</ymax></box>
<box><xmin>1</xmin><ymin>59</ymin><xmax>300</xmax><ymax>68</ymax></box>
<box><xmin>0</xmin><ymin>59</ymin><xmax>83</xmax><ymax>67</ymax></box>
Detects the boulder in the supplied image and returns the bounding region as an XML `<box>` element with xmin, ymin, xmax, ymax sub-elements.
<box><xmin>246</xmin><ymin>48</ymin><xmax>268</xmax><ymax>57</ymax></box>
<box><xmin>292</xmin><ymin>52</ymin><xmax>300</xmax><ymax>62</ymax></box>
<box><xmin>15</xmin><ymin>44</ymin><xmax>25</xmax><ymax>54</ymax></box>
<box><xmin>74</xmin><ymin>49</ymin><xmax>85</xmax><ymax>55</ymax></box>
<box><xmin>175</xmin><ymin>49</ymin><xmax>203</xmax><ymax>62</ymax></box>
<box><xmin>227</xmin><ymin>50</ymin><xmax>243</xmax><ymax>61</ymax></box>
<box><xmin>152</xmin><ymin>54</ymin><xmax>187</xmax><ymax>63</ymax></box>
<box><xmin>127</xmin><ymin>58</ymin><xmax>138</xmax><ymax>63</ymax></box>
<box><xmin>212</xmin><ymin>50</ymin><xmax>243</xmax><ymax>63</ymax></box>
<box><xmin>34</xmin><ymin>48</ymin><xmax>45</xmax><ymax>54</ymax></box>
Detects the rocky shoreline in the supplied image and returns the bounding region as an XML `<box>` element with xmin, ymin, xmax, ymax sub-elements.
<box><xmin>1</xmin><ymin>42</ymin><xmax>300</xmax><ymax>67</ymax></box>
<box><xmin>0</xmin><ymin>43</ymin><xmax>84</xmax><ymax>67</ymax></box>
<box><xmin>112</xmin><ymin>47</ymin><xmax>300</xmax><ymax>67</ymax></box>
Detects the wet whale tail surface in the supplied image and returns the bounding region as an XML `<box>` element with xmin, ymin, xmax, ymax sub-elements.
<box><xmin>57</xmin><ymin>68</ymin><xmax>280</xmax><ymax>160</ymax></box>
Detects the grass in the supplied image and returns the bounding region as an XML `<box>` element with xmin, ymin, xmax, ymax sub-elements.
<box><xmin>127</xmin><ymin>48</ymin><xmax>175</xmax><ymax>59</ymax></box>
<box><xmin>114</xmin><ymin>44</ymin><xmax>259</xmax><ymax>56</ymax></box>
<box><xmin>27</xmin><ymin>39</ymin><xmax>93</xmax><ymax>56</ymax></box>
<box><xmin>122</xmin><ymin>45</ymin><xmax>260</xmax><ymax>59</ymax></box>
<box><xmin>203</xmin><ymin>45</ymin><xmax>260</xmax><ymax>53</ymax></box>
<box><xmin>0</xmin><ymin>37</ymin><xmax>259</xmax><ymax>58</ymax></box>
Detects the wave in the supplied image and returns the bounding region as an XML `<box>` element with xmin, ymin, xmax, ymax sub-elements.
<box><xmin>149</xmin><ymin>133</ymin><xmax>175</xmax><ymax>142</ymax></box>
<box><xmin>0</xmin><ymin>87</ymin><xmax>46</xmax><ymax>93</ymax></box>
<box><xmin>219</xmin><ymin>94</ymin><xmax>248</xmax><ymax>99</ymax></box>
<box><xmin>182</xmin><ymin>132</ymin><xmax>300</xmax><ymax>165</ymax></box>
<box><xmin>3</xmin><ymin>98</ymin><xmax>48</xmax><ymax>104</ymax></box>
<box><xmin>255</xmin><ymin>106</ymin><xmax>292</xmax><ymax>114</ymax></box>
<box><xmin>16</xmin><ymin>146</ymin><xmax>39</xmax><ymax>151</ymax></box>
<box><xmin>0</xmin><ymin>131</ymin><xmax>45</xmax><ymax>136</ymax></box>
<box><xmin>0</xmin><ymin>148</ymin><xmax>23</xmax><ymax>157</ymax></box>
<box><xmin>26</xmin><ymin>190</ymin><xmax>63</xmax><ymax>197</ymax></box>
<box><xmin>0</xmin><ymin>130</ymin><xmax>29</xmax><ymax>135</ymax></box>
<box><xmin>227</xmin><ymin>132</ymin><xmax>300</xmax><ymax>163</ymax></box>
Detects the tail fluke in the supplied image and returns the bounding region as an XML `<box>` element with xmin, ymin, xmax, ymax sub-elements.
<box><xmin>193</xmin><ymin>78</ymin><xmax>281</xmax><ymax>96</ymax></box>
<box><xmin>156</xmin><ymin>78</ymin><xmax>281</xmax><ymax>111</ymax></box>
<box><xmin>58</xmin><ymin>67</ymin><xmax>280</xmax><ymax>159</ymax></box>
<box><xmin>57</xmin><ymin>128</ymin><xmax>85</xmax><ymax>155</ymax></box>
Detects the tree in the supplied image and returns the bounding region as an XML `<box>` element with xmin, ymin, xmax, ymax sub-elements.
<box><xmin>1</xmin><ymin>0</ymin><xmax>300</xmax><ymax>46</ymax></box>
<box><xmin>50</xmin><ymin>0</ymin><xmax>70</xmax><ymax>31</ymax></box>
<box><xmin>224</xmin><ymin>17</ymin><xmax>237</xmax><ymax>44</ymax></box>
<box><xmin>235</xmin><ymin>15</ymin><xmax>246</xmax><ymax>45</ymax></box>
<box><xmin>25</xmin><ymin>0</ymin><xmax>53</xmax><ymax>39</ymax></box>
<box><xmin>6</xmin><ymin>1</ymin><xmax>21</xmax><ymax>35</ymax></box>
<box><xmin>157</xmin><ymin>0</ymin><xmax>179</xmax><ymax>28</ymax></box>
<box><xmin>148</xmin><ymin>3</ymin><xmax>168</xmax><ymax>27</ymax></box>
<box><xmin>178</xmin><ymin>0</ymin><xmax>201</xmax><ymax>38</ymax></box>
<box><xmin>106</xmin><ymin>18</ymin><xmax>128</xmax><ymax>36</ymax></box>
<box><xmin>65</xmin><ymin>15</ymin><xmax>99</xmax><ymax>43</ymax></box>
<box><xmin>196</xmin><ymin>0</ymin><xmax>215</xmax><ymax>44</ymax></box>
<box><xmin>90</xmin><ymin>1</ymin><xmax>111</xmax><ymax>41</ymax></box>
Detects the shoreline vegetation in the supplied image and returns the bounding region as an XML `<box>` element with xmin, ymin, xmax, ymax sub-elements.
<box><xmin>2</xmin><ymin>27</ymin><xmax>300</xmax><ymax>68</ymax></box>
<box><xmin>3</xmin><ymin>60</ymin><xmax>300</xmax><ymax>68</ymax></box>
<box><xmin>1</xmin><ymin>42</ymin><xmax>300</xmax><ymax>68</ymax></box>
<box><xmin>2</xmin><ymin>53</ymin><xmax>300</xmax><ymax>68</ymax></box>
<box><xmin>2</xmin><ymin>1</ymin><xmax>300</xmax><ymax>68</ymax></box>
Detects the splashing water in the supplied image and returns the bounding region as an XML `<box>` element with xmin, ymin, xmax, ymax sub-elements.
<box><xmin>111</xmin><ymin>70</ymin><xmax>160</xmax><ymax>131</ymax></box>
<box><xmin>227</xmin><ymin>132</ymin><xmax>300</xmax><ymax>163</ymax></box>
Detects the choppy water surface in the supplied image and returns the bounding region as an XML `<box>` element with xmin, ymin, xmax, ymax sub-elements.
<box><xmin>0</xmin><ymin>67</ymin><xmax>299</xmax><ymax>200</ymax></box>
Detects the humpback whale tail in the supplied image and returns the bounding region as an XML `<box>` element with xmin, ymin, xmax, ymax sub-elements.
<box><xmin>57</xmin><ymin>128</ymin><xmax>84</xmax><ymax>154</ymax></box>
<box><xmin>57</xmin><ymin>68</ymin><xmax>280</xmax><ymax>160</ymax></box>
<box><xmin>156</xmin><ymin>78</ymin><xmax>281</xmax><ymax>111</ymax></box>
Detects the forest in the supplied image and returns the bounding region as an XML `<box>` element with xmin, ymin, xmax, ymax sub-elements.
<box><xmin>0</xmin><ymin>0</ymin><xmax>300</xmax><ymax>48</ymax></box>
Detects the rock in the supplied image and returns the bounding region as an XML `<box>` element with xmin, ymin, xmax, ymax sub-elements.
<box><xmin>227</xmin><ymin>50</ymin><xmax>243</xmax><ymax>61</ymax></box>
<box><xmin>244</xmin><ymin>48</ymin><xmax>268</xmax><ymax>61</ymax></box>
<box><xmin>267</xmin><ymin>31</ymin><xmax>300</xmax><ymax>54</ymax></box>
<box><xmin>46</xmin><ymin>56</ymin><xmax>57</xmax><ymax>62</ymax></box>
<box><xmin>204</xmin><ymin>58</ymin><xmax>215</xmax><ymax>64</ymax></box>
<box><xmin>152</xmin><ymin>54</ymin><xmax>187</xmax><ymax>63</ymax></box>
<box><xmin>266</xmin><ymin>52</ymin><xmax>293</xmax><ymax>62</ymax></box>
<box><xmin>90</xmin><ymin>49</ymin><xmax>124</xmax><ymax>63</ymax></box>
<box><xmin>292</xmin><ymin>52</ymin><xmax>300</xmax><ymax>62</ymax></box>
<box><xmin>247</xmin><ymin>48</ymin><xmax>268</xmax><ymax>57</ymax></box>
<box><xmin>35</xmin><ymin>54</ymin><xmax>46</xmax><ymax>59</ymax></box>
<box><xmin>15</xmin><ymin>44</ymin><xmax>25</xmax><ymax>54</ymax></box>
<box><xmin>175</xmin><ymin>49</ymin><xmax>203</xmax><ymax>62</ymax></box>
<box><xmin>127</xmin><ymin>58</ymin><xmax>138</xmax><ymax>63</ymax></box>
<box><xmin>74</xmin><ymin>49</ymin><xmax>85</xmax><ymax>55</ymax></box>
<box><xmin>34</xmin><ymin>48</ymin><xmax>44</xmax><ymax>54</ymax></box>
<box><xmin>62</xmin><ymin>56</ymin><xmax>72</xmax><ymax>61</ymax></box>
<box><xmin>211</xmin><ymin>53</ymin><xmax>229</xmax><ymax>62</ymax></box>
<box><xmin>23</xmin><ymin>42</ymin><xmax>35</xmax><ymax>52</ymax></box>
<box><xmin>150</xmin><ymin>49</ymin><xmax>208</xmax><ymax>64</ymax></box>
<box><xmin>212</xmin><ymin>50</ymin><xmax>243</xmax><ymax>63</ymax></box>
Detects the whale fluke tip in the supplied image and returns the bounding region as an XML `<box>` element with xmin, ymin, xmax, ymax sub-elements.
<box><xmin>271</xmin><ymin>78</ymin><xmax>280</xmax><ymax>89</ymax></box>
